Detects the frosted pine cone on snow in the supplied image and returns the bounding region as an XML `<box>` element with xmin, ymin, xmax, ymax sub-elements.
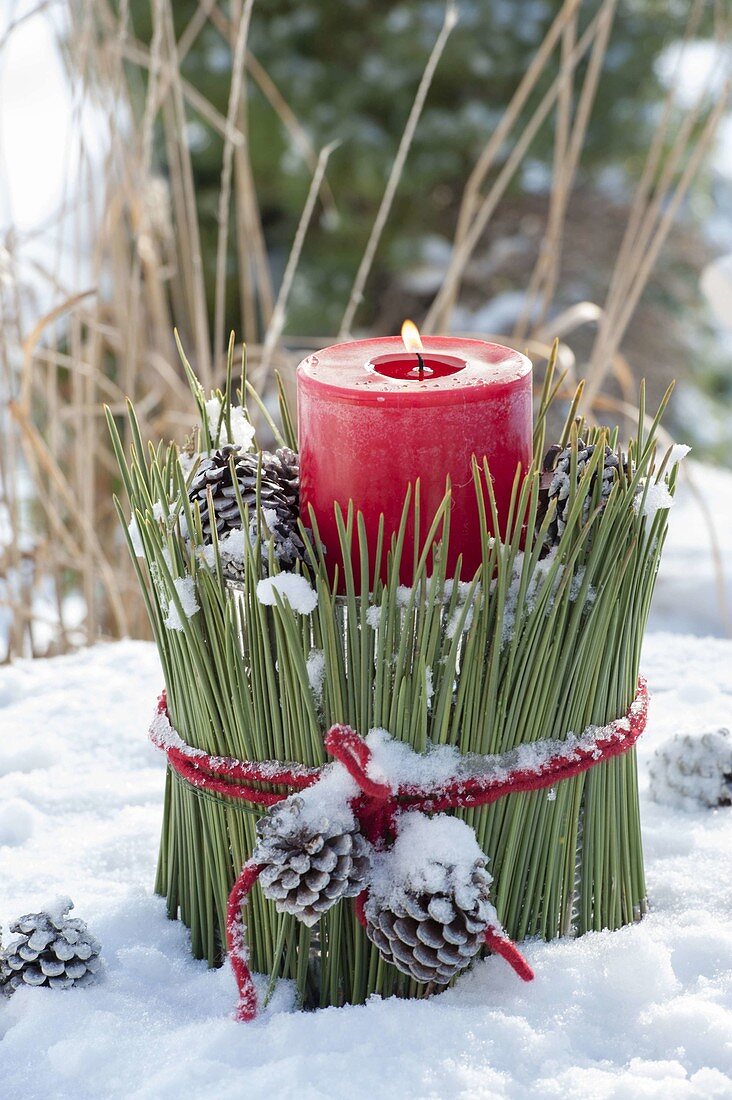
<box><xmin>537</xmin><ymin>439</ymin><xmax>625</xmax><ymax>547</ymax></box>
<box><xmin>364</xmin><ymin>813</ymin><xmax>498</xmax><ymax>986</ymax></box>
<box><xmin>0</xmin><ymin>898</ymin><xmax>101</xmax><ymax>993</ymax></box>
<box><xmin>0</xmin><ymin>926</ymin><xmax>7</xmax><ymax>999</ymax></box>
<box><xmin>648</xmin><ymin>727</ymin><xmax>732</xmax><ymax>811</ymax></box>
<box><xmin>253</xmin><ymin>786</ymin><xmax>372</xmax><ymax>926</ymax></box>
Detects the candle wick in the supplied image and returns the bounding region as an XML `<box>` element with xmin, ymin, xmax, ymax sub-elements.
<box><xmin>416</xmin><ymin>352</ymin><xmax>424</xmax><ymax>381</ymax></box>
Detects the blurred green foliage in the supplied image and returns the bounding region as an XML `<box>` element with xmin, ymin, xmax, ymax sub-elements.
<box><xmin>129</xmin><ymin>1</ymin><xmax>710</xmax><ymax>336</ymax></box>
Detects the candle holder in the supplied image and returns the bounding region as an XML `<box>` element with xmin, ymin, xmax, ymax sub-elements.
<box><xmin>110</xmin><ymin>339</ymin><xmax>680</xmax><ymax>1013</ymax></box>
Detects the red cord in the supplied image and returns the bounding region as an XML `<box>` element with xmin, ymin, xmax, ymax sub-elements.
<box><xmin>324</xmin><ymin>724</ymin><xmax>393</xmax><ymax>800</ymax></box>
<box><xmin>152</xmin><ymin>681</ymin><xmax>647</xmax><ymax>817</ymax></box>
<box><xmin>484</xmin><ymin>928</ymin><xmax>535</xmax><ymax>982</ymax></box>
<box><xmin>225</xmin><ymin>861</ymin><xmax>265</xmax><ymax>1022</ymax></box>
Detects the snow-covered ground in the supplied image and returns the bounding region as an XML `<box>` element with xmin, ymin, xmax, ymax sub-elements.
<box><xmin>1</xmin><ymin>464</ymin><xmax>731</xmax><ymax>1100</ymax></box>
<box><xmin>649</xmin><ymin>462</ymin><xmax>732</xmax><ymax>637</ymax></box>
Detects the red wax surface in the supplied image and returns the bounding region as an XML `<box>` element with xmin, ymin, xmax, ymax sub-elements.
<box><xmin>297</xmin><ymin>336</ymin><xmax>533</xmax><ymax>586</ymax></box>
<box><xmin>370</xmin><ymin>352</ymin><xmax>465</xmax><ymax>381</ymax></box>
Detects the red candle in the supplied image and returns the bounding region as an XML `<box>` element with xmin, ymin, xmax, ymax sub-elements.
<box><xmin>297</xmin><ymin>325</ymin><xmax>532</xmax><ymax>586</ymax></box>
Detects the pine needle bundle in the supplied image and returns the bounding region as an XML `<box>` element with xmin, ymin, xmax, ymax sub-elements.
<box><xmin>108</xmin><ymin>341</ymin><xmax>681</xmax><ymax>1008</ymax></box>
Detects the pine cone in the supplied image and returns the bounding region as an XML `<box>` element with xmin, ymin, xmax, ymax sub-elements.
<box><xmin>0</xmin><ymin>899</ymin><xmax>101</xmax><ymax>993</ymax></box>
<box><xmin>364</xmin><ymin>814</ymin><xmax>496</xmax><ymax>986</ymax></box>
<box><xmin>255</xmin><ymin>447</ymin><xmax>307</xmax><ymax>572</ymax></box>
<box><xmin>537</xmin><ymin>439</ymin><xmax>624</xmax><ymax>547</ymax></box>
<box><xmin>187</xmin><ymin>445</ymin><xmax>306</xmax><ymax>572</ymax></box>
<box><xmin>253</xmin><ymin>794</ymin><xmax>372</xmax><ymax>926</ymax></box>
<box><xmin>0</xmin><ymin>926</ymin><xmax>7</xmax><ymax>999</ymax></box>
<box><xmin>648</xmin><ymin>727</ymin><xmax>732</xmax><ymax>811</ymax></box>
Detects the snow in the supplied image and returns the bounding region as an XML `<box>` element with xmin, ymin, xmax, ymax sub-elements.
<box><xmin>0</xmin><ymin>798</ymin><xmax>38</xmax><ymax>847</ymax></box>
<box><xmin>197</xmin><ymin>528</ymin><xmax>247</xmax><ymax>573</ymax></box>
<box><xmin>366</xmin><ymin>604</ymin><xmax>382</xmax><ymax>629</ymax></box>
<box><xmin>306</xmin><ymin>648</ymin><xmax>326</xmax><ymax>703</ymax></box>
<box><xmin>640</xmin><ymin>480</ymin><xmax>676</xmax><ymax>520</ymax></box>
<box><xmin>668</xmin><ymin>444</ymin><xmax>692</xmax><ymax>469</ymax></box>
<box><xmin>365</xmin><ymin>727</ymin><xmax>464</xmax><ymax>790</ymax></box>
<box><xmin>127</xmin><ymin>515</ymin><xmax>144</xmax><ymax>558</ymax></box>
<box><xmin>163</xmin><ymin>576</ymin><xmax>200</xmax><ymax>632</ymax></box>
<box><xmin>649</xmin><ymin>462</ymin><xmax>732</xmax><ymax>636</ymax></box>
<box><xmin>370</xmin><ymin>812</ymin><xmax>489</xmax><ymax>901</ymax></box>
<box><xmin>1</xmin><ymin>631</ymin><xmax>731</xmax><ymax>1098</ymax></box>
<box><xmin>362</xmin><ymin>695</ymin><xmax>643</xmax><ymax>795</ymax></box>
<box><xmin>3</xmin><ymin>458</ymin><xmax>732</xmax><ymax>1098</ymax></box>
<box><xmin>425</xmin><ymin>665</ymin><xmax>434</xmax><ymax>709</ymax></box>
<box><xmin>296</xmin><ymin>765</ymin><xmax>359</xmax><ymax>827</ymax></box>
<box><xmin>256</xmin><ymin>573</ymin><xmax>318</xmax><ymax>615</ymax></box>
<box><xmin>178</xmin><ymin>450</ymin><xmax>198</xmax><ymax>479</ymax></box>
<box><xmin>445</xmin><ymin>598</ymin><xmax>475</xmax><ymax>639</ymax></box>
<box><xmin>204</xmin><ymin>398</ymin><xmax>256</xmax><ymax>452</ymax></box>
<box><xmin>39</xmin><ymin>896</ymin><xmax>77</xmax><ymax>928</ymax></box>
<box><xmin>225</xmin><ymin>532</ymin><xmax>248</xmax><ymax>573</ymax></box>
<box><xmin>261</xmin><ymin>507</ymin><xmax>279</xmax><ymax>535</ymax></box>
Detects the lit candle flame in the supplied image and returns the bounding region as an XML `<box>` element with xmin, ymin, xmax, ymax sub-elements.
<box><xmin>401</xmin><ymin>319</ymin><xmax>424</xmax><ymax>353</ymax></box>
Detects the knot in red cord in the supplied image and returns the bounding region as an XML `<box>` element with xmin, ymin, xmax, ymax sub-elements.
<box><xmin>324</xmin><ymin>724</ymin><xmax>396</xmax><ymax>844</ymax></box>
<box><xmin>324</xmin><ymin>724</ymin><xmax>392</xmax><ymax>799</ymax></box>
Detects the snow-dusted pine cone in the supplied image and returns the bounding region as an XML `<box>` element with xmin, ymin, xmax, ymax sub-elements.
<box><xmin>537</xmin><ymin>439</ymin><xmax>624</xmax><ymax>547</ymax></box>
<box><xmin>254</xmin><ymin>447</ymin><xmax>307</xmax><ymax>571</ymax></box>
<box><xmin>0</xmin><ymin>898</ymin><xmax>101</xmax><ymax>993</ymax></box>
<box><xmin>253</xmin><ymin>792</ymin><xmax>372</xmax><ymax>926</ymax></box>
<box><xmin>0</xmin><ymin>926</ymin><xmax>7</xmax><ymax>999</ymax></box>
<box><xmin>187</xmin><ymin>444</ymin><xmax>306</xmax><ymax>571</ymax></box>
<box><xmin>648</xmin><ymin>727</ymin><xmax>732</xmax><ymax>811</ymax></box>
<box><xmin>364</xmin><ymin>813</ymin><xmax>497</xmax><ymax>986</ymax></box>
